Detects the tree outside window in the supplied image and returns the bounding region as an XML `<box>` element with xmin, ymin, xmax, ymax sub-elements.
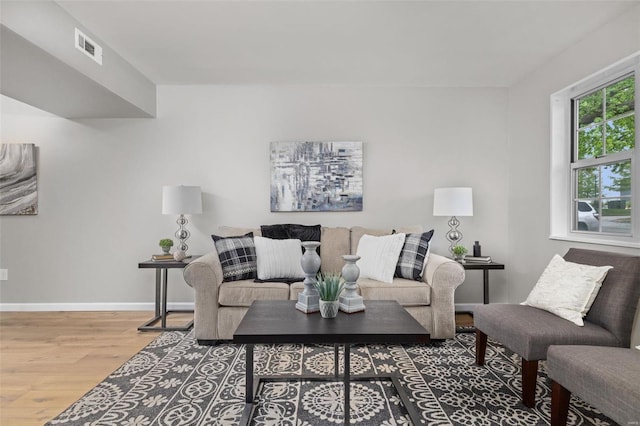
<box><xmin>573</xmin><ymin>75</ymin><xmax>634</xmax><ymax>235</ymax></box>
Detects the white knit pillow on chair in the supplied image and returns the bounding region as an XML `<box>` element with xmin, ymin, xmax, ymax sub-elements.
<box><xmin>521</xmin><ymin>254</ymin><xmax>613</xmax><ymax>326</ymax></box>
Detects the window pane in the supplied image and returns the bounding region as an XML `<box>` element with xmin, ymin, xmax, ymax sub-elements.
<box><xmin>606</xmin><ymin>115</ymin><xmax>635</xmax><ymax>154</ymax></box>
<box><xmin>575</xmin><ymin>161</ymin><xmax>632</xmax><ymax>234</ymax></box>
<box><xmin>602</xmin><ymin>160</ymin><xmax>631</xmax><ymax>197</ymax></box>
<box><xmin>575</xmin><ymin>200</ymin><xmax>599</xmax><ymax>232</ymax></box>
<box><xmin>577</xmin><ymin>167</ymin><xmax>600</xmax><ymax>199</ymax></box>
<box><xmin>577</xmin><ymin>125</ymin><xmax>603</xmax><ymax>159</ymax></box>
<box><xmin>578</xmin><ymin>90</ymin><xmax>603</xmax><ymax>127</ymax></box>
<box><xmin>605</xmin><ymin>76</ymin><xmax>634</xmax><ymax>120</ymax></box>
<box><xmin>601</xmin><ymin>198</ymin><xmax>632</xmax><ymax>234</ymax></box>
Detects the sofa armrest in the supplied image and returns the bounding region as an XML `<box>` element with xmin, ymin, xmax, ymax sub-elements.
<box><xmin>183</xmin><ymin>252</ymin><xmax>223</xmax><ymax>340</ymax></box>
<box><xmin>423</xmin><ymin>253</ymin><xmax>465</xmax><ymax>338</ymax></box>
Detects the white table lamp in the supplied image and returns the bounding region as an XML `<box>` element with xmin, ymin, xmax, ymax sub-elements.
<box><xmin>433</xmin><ymin>187</ymin><xmax>473</xmax><ymax>254</ymax></box>
<box><xmin>162</xmin><ymin>185</ymin><xmax>202</xmax><ymax>256</ymax></box>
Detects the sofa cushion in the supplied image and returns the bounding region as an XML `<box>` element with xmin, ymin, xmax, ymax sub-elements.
<box><xmin>395</xmin><ymin>230</ymin><xmax>434</xmax><ymax>280</ymax></box>
<box><xmin>211</xmin><ymin>233</ymin><xmax>257</xmax><ymax>282</ymax></box>
<box><xmin>254</xmin><ymin>236</ymin><xmax>305</xmax><ymax>281</ymax></box>
<box><xmin>356</xmin><ymin>233</ymin><xmax>406</xmax><ymax>284</ymax></box>
<box><xmin>522</xmin><ymin>254</ymin><xmax>612</xmax><ymax>326</ymax></box>
<box><xmin>358</xmin><ymin>277</ymin><xmax>431</xmax><ymax>306</ymax></box>
<box><xmin>320</xmin><ymin>227</ymin><xmax>350</xmax><ymax>273</ymax></box>
<box><xmin>218</xmin><ymin>280</ymin><xmax>290</xmax><ymax>307</ymax></box>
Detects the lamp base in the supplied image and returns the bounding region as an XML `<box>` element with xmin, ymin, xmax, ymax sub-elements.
<box><xmin>446</xmin><ymin>216</ymin><xmax>463</xmax><ymax>254</ymax></box>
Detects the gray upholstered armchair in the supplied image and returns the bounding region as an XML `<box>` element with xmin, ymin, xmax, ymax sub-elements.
<box><xmin>547</xmin><ymin>344</ymin><xmax>640</xmax><ymax>425</ymax></box>
<box><xmin>473</xmin><ymin>248</ymin><xmax>640</xmax><ymax>408</ymax></box>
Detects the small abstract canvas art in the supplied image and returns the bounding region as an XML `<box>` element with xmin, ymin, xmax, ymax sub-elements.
<box><xmin>271</xmin><ymin>141</ymin><xmax>363</xmax><ymax>212</ymax></box>
<box><xmin>0</xmin><ymin>143</ymin><xmax>38</xmax><ymax>215</ymax></box>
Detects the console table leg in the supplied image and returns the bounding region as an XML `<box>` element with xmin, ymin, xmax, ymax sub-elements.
<box><xmin>161</xmin><ymin>268</ymin><xmax>168</xmax><ymax>328</ymax></box>
<box><xmin>154</xmin><ymin>270</ymin><xmax>161</xmax><ymax>317</ymax></box>
<box><xmin>483</xmin><ymin>269</ymin><xmax>490</xmax><ymax>304</ymax></box>
<box><xmin>344</xmin><ymin>344</ymin><xmax>350</xmax><ymax>426</ymax></box>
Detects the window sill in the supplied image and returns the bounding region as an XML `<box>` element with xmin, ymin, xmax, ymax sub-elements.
<box><xmin>549</xmin><ymin>234</ymin><xmax>640</xmax><ymax>249</ymax></box>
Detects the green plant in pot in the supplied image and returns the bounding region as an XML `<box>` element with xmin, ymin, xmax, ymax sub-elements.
<box><xmin>159</xmin><ymin>238</ymin><xmax>174</xmax><ymax>254</ymax></box>
<box><xmin>452</xmin><ymin>245</ymin><xmax>467</xmax><ymax>261</ymax></box>
<box><xmin>314</xmin><ymin>272</ymin><xmax>345</xmax><ymax>318</ymax></box>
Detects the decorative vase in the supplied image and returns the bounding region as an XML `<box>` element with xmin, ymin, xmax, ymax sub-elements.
<box><xmin>173</xmin><ymin>250</ymin><xmax>186</xmax><ymax>261</ymax></box>
<box><xmin>339</xmin><ymin>255</ymin><xmax>365</xmax><ymax>313</ymax></box>
<box><xmin>319</xmin><ymin>300</ymin><xmax>339</xmax><ymax>318</ymax></box>
<box><xmin>296</xmin><ymin>241</ymin><xmax>321</xmax><ymax>313</ymax></box>
<box><xmin>161</xmin><ymin>246</ymin><xmax>170</xmax><ymax>254</ymax></box>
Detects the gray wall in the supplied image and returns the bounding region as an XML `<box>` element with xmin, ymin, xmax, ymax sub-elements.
<box><xmin>506</xmin><ymin>6</ymin><xmax>640</xmax><ymax>345</ymax></box>
<box><xmin>0</xmin><ymin>85</ymin><xmax>508</xmax><ymax>308</ymax></box>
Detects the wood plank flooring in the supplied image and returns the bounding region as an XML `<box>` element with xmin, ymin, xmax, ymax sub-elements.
<box><xmin>0</xmin><ymin>311</ymin><xmax>192</xmax><ymax>425</ymax></box>
<box><xmin>0</xmin><ymin>311</ymin><xmax>472</xmax><ymax>425</ymax></box>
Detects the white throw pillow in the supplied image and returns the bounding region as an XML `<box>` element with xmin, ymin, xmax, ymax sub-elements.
<box><xmin>521</xmin><ymin>254</ymin><xmax>613</xmax><ymax>326</ymax></box>
<box><xmin>356</xmin><ymin>233</ymin><xmax>406</xmax><ymax>284</ymax></box>
<box><xmin>254</xmin><ymin>236</ymin><xmax>305</xmax><ymax>280</ymax></box>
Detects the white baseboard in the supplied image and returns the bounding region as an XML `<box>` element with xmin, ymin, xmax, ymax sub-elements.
<box><xmin>0</xmin><ymin>302</ymin><xmax>195</xmax><ymax>312</ymax></box>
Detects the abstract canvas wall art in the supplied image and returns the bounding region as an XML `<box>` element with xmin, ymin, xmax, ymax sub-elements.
<box><xmin>0</xmin><ymin>143</ymin><xmax>38</xmax><ymax>215</ymax></box>
<box><xmin>271</xmin><ymin>141</ymin><xmax>363</xmax><ymax>212</ymax></box>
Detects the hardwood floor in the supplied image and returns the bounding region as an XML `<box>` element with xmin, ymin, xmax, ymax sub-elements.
<box><xmin>0</xmin><ymin>311</ymin><xmax>192</xmax><ymax>425</ymax></box>
<box><xmin>1</xmin><ymin>311</ymin><xmax>472</xmax><ymax>425</ymax></box>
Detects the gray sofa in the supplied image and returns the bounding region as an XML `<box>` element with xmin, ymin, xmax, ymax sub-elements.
<box><xmin>184</xmin><ymin>225</ymin><xmax>465</xmax><ymax>343</ymax></box>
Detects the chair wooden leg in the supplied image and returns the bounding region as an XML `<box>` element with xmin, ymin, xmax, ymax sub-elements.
<box><xmin>521</xmin><ymin>359</ymin><xmax>539</xmax><ymax>408</ymax></box>
<box><xmin>551</xmin><ymin>380</ymin><xmax>570</xmax><ymax>426</ymax></box>
<box><xmin>475</xmin><ymin>329</ymin><xmax>487</xmax><ymax>366</ymax></box>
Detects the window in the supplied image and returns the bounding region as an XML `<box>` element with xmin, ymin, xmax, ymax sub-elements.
<box><xmin>572</xmin><ymin>75</ymin><xmax>634</xmax><ymax>235</ymax></box>
<box><xmin>550</xmin><ymin>53</ymin><xmax>639</xmax><ymax>248</ymax></box>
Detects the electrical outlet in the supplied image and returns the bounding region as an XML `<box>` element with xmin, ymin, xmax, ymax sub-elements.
<box><xmin>0</xmin><ymin>269</ymin><xmax>7</xmax><ymax>280</ymax></box>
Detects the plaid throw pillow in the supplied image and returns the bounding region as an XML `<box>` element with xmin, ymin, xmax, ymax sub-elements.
<box><xmin>395</xmin><ymin>230</ymin><xmax>434</xmax><ymax>280</ymax></box>
<box><xmin>211</xmin><ymin>233</ymin><xmax>257</xmax><ymax>282</ymax></box>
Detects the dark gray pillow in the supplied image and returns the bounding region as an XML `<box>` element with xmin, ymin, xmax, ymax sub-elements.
<box><xmin>260</xmin><ymin>224</ymin><xmax>321</xmax><ymax>255</ymax></box>
<box><xmin>261</xmin><ymin>224</ymin><xmax>321</xmax><ymax>242</ymax></box>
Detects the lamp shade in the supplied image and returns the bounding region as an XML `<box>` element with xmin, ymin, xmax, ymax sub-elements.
<box><xmin>433</xmin><ymin>187</ymin><xmax>473</xmax><ymax>216</ymax></box>
<box><xmin>162</xmin><ymin>185</ymin><xmax>203</xmax><ymax>215</ymax></box>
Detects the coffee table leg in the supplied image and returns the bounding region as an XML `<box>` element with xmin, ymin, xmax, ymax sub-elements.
<box><xmin>246</xmin><ymin>344</ymin><xmax>254</xmax><ymax>403</ymax></box>
<box><xmin>344</xmin><ymin>344</ymin><xmax>350</xmax><ymax>425</ymax></box>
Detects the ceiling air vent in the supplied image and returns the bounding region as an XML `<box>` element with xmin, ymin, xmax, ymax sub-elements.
<box><xmin>75</xmin><ymin>28</ymin><xmax>102</xmax><ymax>65</ymax></box>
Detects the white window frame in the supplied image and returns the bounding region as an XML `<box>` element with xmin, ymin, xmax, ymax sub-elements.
<box><xmin>550</xmin><ymin>52</ymin><xmax>640</xmax><ymax>249</ymax></box>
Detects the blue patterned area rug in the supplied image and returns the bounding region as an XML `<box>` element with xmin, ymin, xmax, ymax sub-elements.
<box><xmin>46</xmin><ymin>332</ymin><xmax>612</xmax><ymax>425</ymax></box>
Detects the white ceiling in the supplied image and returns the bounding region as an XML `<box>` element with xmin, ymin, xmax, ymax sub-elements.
<box><xmin>57</xmin><ymin>0</ymin><xmax>638</xmax><ymax>87</ymax></box>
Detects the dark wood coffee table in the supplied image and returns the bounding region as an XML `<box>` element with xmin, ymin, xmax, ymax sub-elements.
<box><xmin>233</xmin><ymin>300</ymin><xmax>430</xmax><ymax>425</ymax></box>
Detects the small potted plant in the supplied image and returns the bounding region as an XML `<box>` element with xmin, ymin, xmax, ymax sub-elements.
<box><xmin>314</xmin><ymin>272</ymin><xmax>345</xmax><ymax>318</ymax></box>
<box><xmin>159</xmin><ymin>238</ymin><xmax>174</xmax><ymax>254</ymax></box>
<box><xmin>452</xmin><ymin>245</ymin><xmax>467</xmax><ymax>262</ymax></box>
